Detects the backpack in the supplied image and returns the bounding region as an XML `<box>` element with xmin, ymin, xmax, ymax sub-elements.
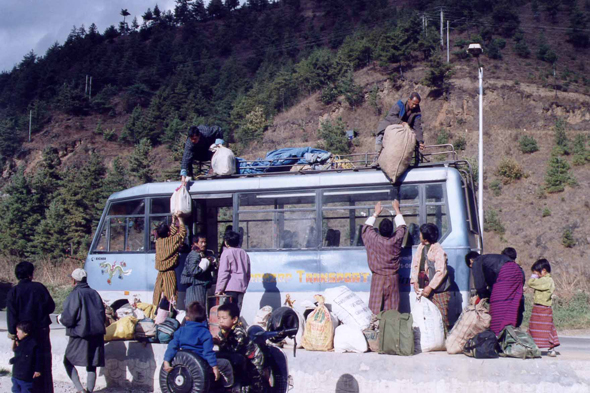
<box><xmin>497</xmin><ymin>325</ymin><xmax>541</xmax><ymax>359</ymax></box>
<box><xmin>157</xmin><ymin>318</ymin><xmax>181</xmax><ymax>344</ymax></box>
<box><xmin>463</xmin><ymin>330</ymin><xmax>500</xmax><ymax>359</ymax></box>
<box><xmin>377</xmin><ymin>310</ymin><xmax>414</xmax><ymax>356</ymax></box>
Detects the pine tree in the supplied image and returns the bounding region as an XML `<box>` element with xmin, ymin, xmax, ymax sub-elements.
<box><xmin>160</xmin><ymin>116</ymin><xmax>186</xmax><ymax>148</ymax></box>
<box><xmin>31</xmin><ymin>200</ymin><xmax>70</xmax><ymax>258</ymax></box>
<box><xmin>422</xmin><ymin>55</ymin><xmax>454</xmax><ymax>96</ymax></box>
<box><xmin>0</xmin><ymin>119</ymin><xmax>22</xmax><ymax>165</ymax></box>
<box><xmin>545</xmin><ymin>156</ymin><xmax>576</xmax><ymax>193</ymax></box>
<box><xmin>32</xmin><ymin>146</ymin><xmax>62</xmax><ymax>209</ymax></box>
<box><xmin>0</xmin><ymin>169</ymin><xmax>43</xmax><ymax>257</ymax></box>
<box><xmin>121</xmin><ymin>105</ymin><xmax>143</xmax><ymax>144</ymax></box>
<box><xmin>567</xmin><ymin>6</ymin><xmax>590</xmax><ymax>48</ymax></box>
<box><xmin>128</xmin><ymin>138</ymin><xmax>154</xmax><ymax>184</ymax></box>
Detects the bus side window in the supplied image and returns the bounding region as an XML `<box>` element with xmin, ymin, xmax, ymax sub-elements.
<box><xmin>149</xmin><ymin>216</ymin><xmax>170</xmax><ymax>251</ymax></box>
<box><xmin>425</xmin><ymin>184</ymin><xmax>449</xmax><ymax>239</ymax></box>
<box><xmin>94</xmin><ymin>220</ymin><xmax>108</xmax><ymax>252</ymax></box>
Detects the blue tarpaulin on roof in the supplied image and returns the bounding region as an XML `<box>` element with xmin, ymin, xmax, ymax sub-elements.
<box><xmin>237</xmin><ymin>147</ymin><xmax>331</xmax><ymax>174</ymax></box>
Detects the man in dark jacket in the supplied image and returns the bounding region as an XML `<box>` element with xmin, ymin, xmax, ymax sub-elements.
<box><xmin>180</xmin><ymin>125</ymin><xmax>224</xmax><ymax>182</ymax></box>
<box><xmin>6</xmin><ymin>261</ymin><xmax>55</xmax><ymax>393</ymax></box>
<box><xmin>376</xmin><ymin>92</ymin><xmax>424</xmax><ymax>153</ymax></box>
<box><xmin>59</xmin><ymin>268</ymin><xmax>106</xmax><ymax>393</ymax></box>
<box><xmin>465</xmin><ymin>252</ymin><xmax>511</xmax><ymax>299</ymax></box>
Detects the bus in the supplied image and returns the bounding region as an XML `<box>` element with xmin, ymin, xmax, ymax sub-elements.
<box><xmin>85</xmin><ymin>158</ymin><xmax>480</xmax><ymax>325</ymax></box>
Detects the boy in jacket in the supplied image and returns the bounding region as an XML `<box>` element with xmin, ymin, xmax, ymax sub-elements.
<box><xmin>163</xmin><ymin>301</ymin><xmax>234</xmax><ymax>389</ymax></box>
<box><xmin>10</xmin><ymin>321</ymin><xmax>41</xmax><ymax>393</ymax></box>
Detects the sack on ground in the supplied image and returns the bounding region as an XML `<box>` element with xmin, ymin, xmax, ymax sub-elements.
<box><xmin>411</xmin><ymin>297</ymin><xmax>445</xmax><ymax>353</ymax></box>
<box><xmin>157</xmin><ymin>317</ymin><xmax>181</xmax><ymax>344</ymax></box>
<box><xmin>324</xmin><ymin>286</ymin><xmax>372</xmax><ymax>330</ymax></box>
<box><xmin>105</xmin><ymin>316</ymin><xmax>138</xmax><ymax>341</ymax></box>
<box><xmin>497</xmin><ymin>325</ymin><xmax>541</xmax><ymax>359</ymax></box>
<box><xmin>446</xmin><ymin>297</ymin><xmax>491</xmax><ymax>354</ymax></box>
<box><xmin>211</xmin><ymin>146</ymin><xmax>236</xmax><ymax>176</ymax></box>
<box><xmin>377</xmin><ymin>309</ymin><xmax>414</xmax><ymax>356</ymax></box>
<box><xmin>377</xmin><ymin>124</ymin><xmax>416</xmax><ymax>184</ymax></box>
<box><xmin>170</xmin><ymin>185</ymin><xmax>192</xmax><ymax>216</ymax></box>
<box><xmin>135</xmin><ymin>318</ymin><xmax>156</xmax><ymax>339</ymax></box>
<box><xmin>463</xmin><ymin>330</ymin><xmax>500</xmax><ymax>359</ymax></box>
<box><xmin>135</xmin><ymin>302</ymin><xmax>157</xmax><ymax>320</ymax></box>
<box><xmin>301</xmin><ymin>295</ymin><xmax>334</xmax><ymax>351</ymax></box>
<box><xmin>334</xmin><ymin>325</ymin><xmax>368</xmax><ymax>353</ymax></box>
<box><xmin>253</xmin><ymin>306</ymin><xmax>274</xmax><ymax>329</ymax></box>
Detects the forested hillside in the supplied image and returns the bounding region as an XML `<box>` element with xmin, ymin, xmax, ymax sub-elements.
<box><xmin>0</xmin><ymin>0</ymin><xmax>589</xmax><ymax>268</ymax></box>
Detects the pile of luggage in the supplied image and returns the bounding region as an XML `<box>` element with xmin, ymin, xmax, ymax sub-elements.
<box><xmin>104</xmin><ymin>296</ymin><xmax>183</xmax><ymax>344</ymax></box>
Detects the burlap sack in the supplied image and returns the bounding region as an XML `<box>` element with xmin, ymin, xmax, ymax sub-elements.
<box><xmin>377</xmin><ymin>124</ymin><xmax>416</xmax><ymax>183</ymax></box>
<box><xmin>446</xmin><ymin>298</ymin><xmax>491</xmax><ymax>354</ymax></box>
<box><xmin>301</xmin><ymin>295</ymin><xmax>334</xmax><ymax>351</ymax></box>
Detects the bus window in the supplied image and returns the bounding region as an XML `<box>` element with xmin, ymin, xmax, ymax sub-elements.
<box><xmin>109</xmin><ymin>218</ymin><xmax>126</xmax><ymax>252</ymax></box>
<box><xmin>151</xmin><ymin>198</ymin><xmax>170</xmax><ymax>214</ymax></box>
<box><xmin>425</xmin><ymin>183</ymin><xmax>450</xmax><ymax>239</ymax></box>
<box><xmin>127</xmin><ymin>218</ymin><xmax>145</xmax><ymax>251</ymax></box>
<box><xmin>400</xmin><ymin>185</ymin><xmax>419</xmax><ymax>204</ymax></box>
<box><xmin>94</xmin><ymin>221</ymin><xmax>108</xmax><ymax>252</ymax></box>
<box><xmin>149</xmin><ymin>216</ymin><xmax>170</xmax><ymax>251</ymax></box>
<box><xmin>401</xmin><ymin>206</ymin><xmax>421</xmax><ymax>246</ymax></box>
<box><xmin>108</xmin><ymin>199</ymin><xmax>145</xmax><ymax>216</ymax></box>
<box><xmin>238</xmin><ymin>192</ymin><xmax>316</xmax><ymax>250</ymax></box>
<box><xmin>322</xmin><ymin>187</ymin><xmax>396</xmax><ymax>248</ymax></box>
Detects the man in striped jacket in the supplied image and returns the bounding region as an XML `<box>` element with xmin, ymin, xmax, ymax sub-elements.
<box><xmin>153</xmin><ymin>214</ymin><xmax>187</xmax><ymax>305</ymax></box>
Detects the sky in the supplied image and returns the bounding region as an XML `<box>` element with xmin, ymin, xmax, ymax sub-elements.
<box><xmin>0</xmin><ymin>0</ymin><xmax>177</xmax><ymax>72</ymax></box>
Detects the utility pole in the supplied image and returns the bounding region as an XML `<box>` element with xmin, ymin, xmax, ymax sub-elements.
<box><xmin>85</xmin><ymin>75</ymin><xmax>88</xmax><ymax>94</ymax></box>
<box><xmin>440</xmin><ymin>8</ymin><xmax>444</xmax><ymax>48</ymax></box>
<box><xmin>422</xmin><ymin>14</ymin><xmax>425</xmax><ymax>32</ymax></box>
<box><xmin>553</xmin><ymin>65</ymin><xmax>557</xmax><ymax>100</ymax></box>
<box><xmin>89</xmin><ymin>76</ymin><xmax>93</xmax><ymax>100</ymax></box>
<box><xmin>447</xmin><ymin>20</ymin><xmax>450</xmax><ymax>63</ymax></box>
<box><xmin>28</xmin><ymin>110</ymin><xmax>32</xmax><ymax>142</ymax></box>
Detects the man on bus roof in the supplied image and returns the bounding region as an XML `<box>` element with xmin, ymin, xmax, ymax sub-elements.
<box><xmin>375</xmin><ymin>92</ymin><xmax>424</xmax><ymax>153</ymax></box>
<box><xmin>180</xmin><ymin>125</ymin><xmax>225</xmax><ymax>183</ymax></box>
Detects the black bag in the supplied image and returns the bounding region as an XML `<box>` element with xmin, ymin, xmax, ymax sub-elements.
<box><xmin>463</xmin><ymin>330</ymin><xmax>500</xmax><ymax>359</ymax></box>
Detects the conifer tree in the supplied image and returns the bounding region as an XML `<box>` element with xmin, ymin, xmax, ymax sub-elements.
<box><xmin>31</xmin><ymin>200</ymin><xmax>70</xmax><ymax>259</ymax></box>
<box><xmin>0</xmin><ymin>169</ymin><xmax>43</xmax><ymax>257</ymax></box>
<box><xmin>128</xmin><ymin>138</ymin><xmax>155</xmax><ymax>184</ymax></box>
<box><xmin>32</xmin><ymin>146</ymin><xmax>62</xmax><ymax>210</ymax></box>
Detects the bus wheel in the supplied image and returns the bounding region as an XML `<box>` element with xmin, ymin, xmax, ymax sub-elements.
<box><xmin>159</xmin><ymin>350</ymin><xmax>211</xmax><ymax>393</ymax></box>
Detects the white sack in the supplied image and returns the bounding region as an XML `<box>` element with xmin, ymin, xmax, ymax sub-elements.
<box><xmin>334</xmin><ymin>324</ymin><xmax>368</xmax><ymax>353</ymax></box>
<box><xmin>324</xmin><ymin>286</ymin><xmax>372</xmax><ymax>330</ymax></box>
<box><xmin>411</xmin><ymin>297</ymin><xmax>445</xmax><ymax>353</ymax></box>
<box><xmin>170</xmin><ymin>185</ymin><xmax>192</xmax><ymax>216</ymax></box>
<box><xmin>211</xmin><ymin>146</ymin><xmax>236</xmax><ymax>176</ymax></box>
<box><xmin>253</xmin><ymin>306</ymin><xmax>273</xmax><ymax>329</ymax></box>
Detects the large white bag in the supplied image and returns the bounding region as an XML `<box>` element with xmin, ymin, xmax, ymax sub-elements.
<box><xmin>334</xmin><ymin>325</ymin><xmax>368</xmax><ymax>353</ymax></box>
<box><xmin>170</xmin><ymin>185</ymin><xmax>191</xmax><ymax>216</ymax></box>
<box><xmin>211</xmin><ymin>146</ymin><xmax>236</xmax><ymax>176</ymax></box>
<box><xmin>411</xmin><ymin>297</ymin><xmax>445</xmax><ymax>353</ymax></box>
<box><xmin>324</xmin><ymin>286</ymin><xmax>372</xmax><ymax>330</ymax></box>
<box><xmin>253</xmin><ymin>306</ymin><xmax>273</xmax><ymax>329</ymax></box>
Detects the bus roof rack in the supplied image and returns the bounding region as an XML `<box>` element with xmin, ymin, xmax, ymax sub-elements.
<box><xmin>195</xmin><ymin>144</ymin><xmax>465</xmax><ymax>180</ymax></box>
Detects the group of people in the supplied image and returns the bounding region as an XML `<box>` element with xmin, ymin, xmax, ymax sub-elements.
<box><xmin>362</xmin><ymin>199</ymin><xmax>560</xmax><ymax>355</ymax></box>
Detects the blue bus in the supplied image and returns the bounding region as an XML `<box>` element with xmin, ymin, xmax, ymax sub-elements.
<box><xmin>85</xmin><ymin>159</ymin><xmax>481</xmax><ymax>325</ymax></box>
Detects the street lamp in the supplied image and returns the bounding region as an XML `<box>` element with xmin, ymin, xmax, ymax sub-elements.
<box><xmin>467</xmin><ymin>43</ymin><xmax>484</xmax><ymax>249</ymax></box>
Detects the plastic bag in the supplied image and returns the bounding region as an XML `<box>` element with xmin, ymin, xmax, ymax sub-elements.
<box><xmin>105</xmin><ymin>316</ymin><xmax>138</xmax><ymax>341</ymax></box>
<box><xmin>334</xmin><ymin>325</ymin><xmax>368</xmax><ymax>353</ymax></box>
<box><xmin>211</xmin><ymin>146</ymin><xmax>236</xmax><ymax>176</ymax></box>
<box><xmin>411</xmin><ymin>297</ymin><xmax>445</xmax><ymax>353</ymax></box>
<box><xmin>170</xmin><ymin>185</ymin><xmax>191</xmax><ymax>216</ymax></box>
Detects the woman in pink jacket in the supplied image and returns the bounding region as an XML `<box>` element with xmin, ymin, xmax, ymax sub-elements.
<box><xmin>215</xmin><ymin>231</ymin><xmax>251</xmax><ymax>311</ymax></box>
<box><xmin>410</xmin><ymin>223</ymin><xmax>452</xmax><ymax>331</ymax></box>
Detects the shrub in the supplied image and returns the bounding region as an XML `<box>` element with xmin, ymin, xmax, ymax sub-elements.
<box><xmin>490</xmin><ymin>179</ymin><xmax>503</xmax><ymax>196</ymax></box>
<box><xmin>572</xmin><ymin>134</ymin><xmax>590</xmax><ymax>165</ymax></box>
<box><xmin>484</xmin><ymin>209</ymin><xmax>505</xmax><ymax>234</ymax></box>
<box><xmin>454</xmin><ymin>136</ymin><xmax>466</xmax><ymax>151</ymax></box>
<box><xmin>320</xmin><ymin>85</ymin><xmax>339</xmax><ymax>105</ymax></box>
<box><xmin>496</xmin><ymin>158</ymin><xmax>525</xmax><ymax>183</ymax></box>
<box><xmin>562</xmin><ymin>228</ymin><xmax>576</xmax><ymax>248</ymax></box>
<box><xmin>553</xmin><ymin>118</ymin><xmax>570</xmax><ymax>155</ymax></box>
<box><xmin>514</xmin><ymin>40</ymin><xmax>531</xmax><ymax>58</ymax></box>
<box><xmin>103</xmin><ymin>128</ymin><xmax>117</xmax><ymax>142</ymax></box>
<box><xmin>545</xmin><ymin>156</ymin><xmax>577</xmax><ymax>193</ymax></box>
<box><xmin>318</xmin><ymin>117</ymin><xmax>350</xmax><ymax>155</ymax></box>
<box><xmin>235</xmin><ymin>106</ymin><xmax>269</xmax><ymax>145</ymax></box>
<box><xmin>542</xmin><ymin>208</ymin><xmax>551</xmax><ymax>217</ymax></box>
<box><xmin>519</xmin><ymin>135</ymin><xmax>539</xmax><ymax>153</ymax></box>
<box><xmin>436</xmin><ymin>128</ymin><xmax>450</xmax><ymax>145</ymax></box>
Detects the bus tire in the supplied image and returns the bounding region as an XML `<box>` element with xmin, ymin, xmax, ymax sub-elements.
<box><xmin>159</xmin><ymin>350</ymin><xmax>211</xmax><ymax>393</ymax></box>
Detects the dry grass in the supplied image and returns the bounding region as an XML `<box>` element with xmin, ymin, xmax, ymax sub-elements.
<box><xmin>0</xmin><ymin>256</ymin><xmax>83</xmax><ymax>286</ymax></box>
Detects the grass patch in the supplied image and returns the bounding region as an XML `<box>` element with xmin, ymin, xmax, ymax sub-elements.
<box><xmin>521</xmin><ymin>292</ymin><xmax>590</xmax><ymax>330</ymax></box>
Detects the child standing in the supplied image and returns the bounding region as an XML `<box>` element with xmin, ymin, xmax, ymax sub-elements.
<box><xmin>10</xmin><ymin>321</ymin><xmax>42</xmax><ymax>393</ymax></box>
<box><xmin>216</xmin><ymin>231</ymin><xmax>251</xmax><ymax>311</ymax></box>
<box><xmin>163</xmin><ymin>302</ymin><xmax>234</xmax><ymax>389</ymax></box>
<box><xmin>215</xmin><ymin>303</ymin><xmax>265</xmax><ymax>392</ymax></box>
<box><xmin>527</xmin><ymin>258</ymin><xmax>560</xmax><ymax>357</ymax></box>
